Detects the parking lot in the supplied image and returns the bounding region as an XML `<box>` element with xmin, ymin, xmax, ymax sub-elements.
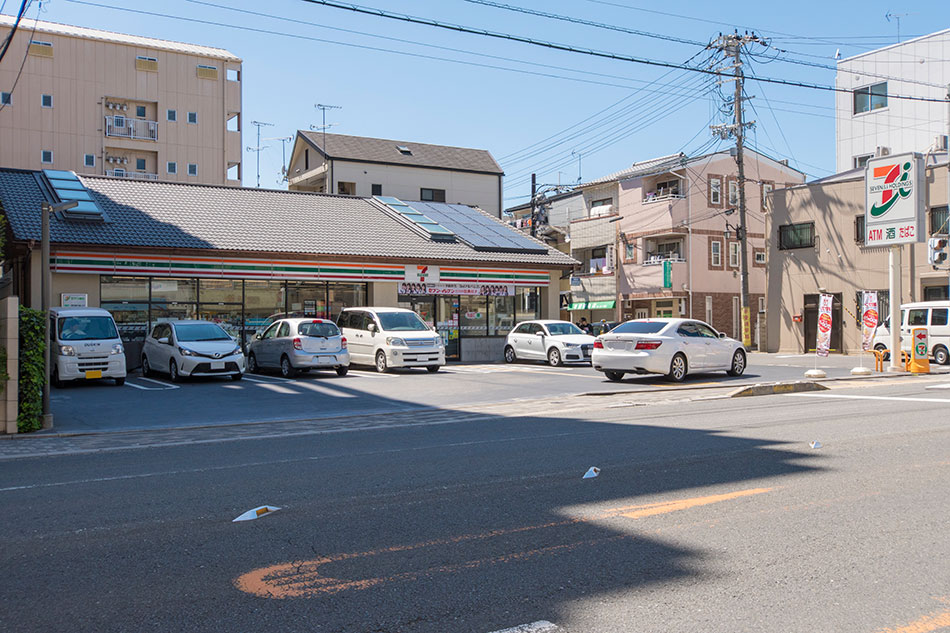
<box><xmin>43</xmin><ymin>352</ymin><xmax>926</xmax><ymax>434</ymax></box>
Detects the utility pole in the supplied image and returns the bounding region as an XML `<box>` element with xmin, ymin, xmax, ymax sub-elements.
<box><xmin>248</xmin><ymin>120</ymin><xmax>274</xmax><ymax>187</ymax></box>
<box><xmin>263</xmin><ymin>136</ymin><xmax>293</xmax><ymax>183</ymax></box>
<box><xmin>710</xmin><ymin>32</ymin><xmax>760</xmax><ymax>349</ymax></box>
<box><xmin>530</xmin><ymin>173</ymin><xmax>537</xmax><ymax>238</ymax></box>
<box><xmin>41</xmin><ymin>200</ymin><xmax>77</xmax><ymax>430</ymax></box>
<box><xmin>315</xmin><ymin>104</ymin><xmax>342</xmax><ymax>193</ymax></box>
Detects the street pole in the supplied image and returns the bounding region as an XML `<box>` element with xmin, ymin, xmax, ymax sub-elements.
<box><xmin>732</xmin><ymin>40</ymin><xmax>752</xmax><ymax>349</ymax></box>
<box><xmin>889</xmin><ymin>245</ymin><xmax>903</xmax><ymax>371</ymax></box>
<box><xmin>530</xmin><ymin>173</ymin><xmax>537</xmax><ymax>238</ymax></box>
<box><xmin>41</xmin><ymin>202</ymin><xmax>52</xmax><ymax>429</ymax></box>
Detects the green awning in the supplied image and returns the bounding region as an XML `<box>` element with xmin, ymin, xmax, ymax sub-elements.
<box><xmin>587</xmin><ymin>300</ymin><xmax>616</xmax><ymax>310</ymax></box>
<box><xmin>567</xmin><ymin>302</ymin><xmax>587</xmax><ymax>310</ymax></box>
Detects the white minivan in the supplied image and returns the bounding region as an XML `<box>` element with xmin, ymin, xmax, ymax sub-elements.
<box><xmin>337</xmin><ymin>307</ymin><xmax>445</xmax><ymax>373</ymax></box>
<box><xmin>50</xmin><ymin>307</ymin><xmax>127</xmax><ymax>386</ymax></box>
<box><xmin>871</xmin><ymin>300</ymin><xmax>950</xmax><ymax>365</ymax></box>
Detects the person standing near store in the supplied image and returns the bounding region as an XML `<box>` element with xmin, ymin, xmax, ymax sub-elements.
<box><xmin>578</xmin><ymin>317</ymin><xmax>592</xmax><ymax>334</ymax></box>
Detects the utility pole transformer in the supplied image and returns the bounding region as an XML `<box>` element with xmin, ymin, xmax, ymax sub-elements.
<box><xmin>709</xmin><ymin>32</ymin><xmax>761</xmax><ymax>349</ymax></box>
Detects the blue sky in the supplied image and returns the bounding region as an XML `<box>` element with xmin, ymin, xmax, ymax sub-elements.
<box><xmin>5</xmin><ymin>0</ymin><xmax>948</xmax><ymax>203</ymax></box>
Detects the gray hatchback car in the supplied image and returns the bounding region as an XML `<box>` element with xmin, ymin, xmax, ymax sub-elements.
<box><xmin>246</xmin><ymin>317</ymin><xmax>351</xmax><ymax>378</ymax></box>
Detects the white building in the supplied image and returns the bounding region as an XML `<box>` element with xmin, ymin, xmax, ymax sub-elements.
<box><xmin>835</xmin><ymin>29</ymin><xmax>950</xmax><ymax>173</ymax></box>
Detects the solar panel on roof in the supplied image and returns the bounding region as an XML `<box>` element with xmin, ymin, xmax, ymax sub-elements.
<box><xmin>404</xmin><ymin>201</ymin><xmax>547</xmax><ymax>254</ymax></box>
<box><xmin>375</xmin><ymin>197</ymin><xmax>456</xmax><ymax>242</ymax></box>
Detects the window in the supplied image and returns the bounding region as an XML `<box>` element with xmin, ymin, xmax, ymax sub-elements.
<box><xmin>709</xmin><ymin>177</ymin><xmax>721</xmax><ymax>206</ymax></box>
<box><xmin>853</xmin><ymin>82</ymin><xmax>887</xmax><ymax>114</ymax></box>
<box><xmin>728</xmin><ymin>180</ymin><xmax>739</xmax><ymax>206</ymax></box>
<box><xmin>755</xmin><ymin>251</ymin><xmax>766</xmax><ymax>264</ymax></box>
<box><xmin>705</xmin><ymin>296</ymin><xmax>713</xmax><ymax>324</ymax></box>
<box><xmin>113</xmin><ymin>115</ymin><xmax>126</xmax><ymax>128</ymax></box>
<box><xmin>729</xmin><ymin>242</ymin><xmax>740</xmax><ymax>268</ymax></box>
<box><xmin>589</xmin><ymin>246</ymin><xmax>608</xmax><ymax>274</ymax></box>
<box><xmin>166</xmin><ymin>161</ymin><xmax>177</xmax><ymax>175</ymax></box>
<box><xmin>653</xmin><ymin>179</ymin><xmax>680</xmax><ymax>197</ymax></box>
<box><xmin>166</xmin><ymin>109</ymin><xmax>177</xmax><ymax>122</ymax></box>
<box><xmin>0</xmin><ymin>91</ymin><xmax>10</xmax><ymax>105</ymax></box>
<box><xmin>337</xmin><ymin>181</ymin><xmax>356</xmax><ymax>195</ymax></box>
<box><xmin>855</xmin><ymin>215</ymin><xmax>866</xmax><ymax>243</ymax></box>
<box><xmin>420</xmin><ymin>188</ymin><xmax>446</xmax><ymax>202</ymax></box>
<box><xmin>304</xmin><ymin>149</ymin><xmax>309</xmax><ymax>171</ymax></box>
<box><xmin>41</xmin><ymin>150</ymin><xmax>53</xmax><ymax>164</ymax></box>
<box><xmin>591</xmin><ymin>198</ymin><xmax>612</xmax><ymax>207</ymax></box>
<box><xmin>371</xmin><ymin>184</ymin><xmax>382</xmax><ymax>196</ymax></box>
<box><xmin>226</xmin><ymin>68</ymin><xmax>240</xmax><ymax>82</ymax></box>
<box><xmin>590</xmin><ymin>198</ymin><xmax>613</xmax><ymax>217</ymax></box>
<box><xmin>113</xmin><ymin>168</ymin><xmax>126</xmax><ymax>177</ymax></box>
<box><xmin>710</xmin><ymin>240</ymin><xmax>722</xmax><ymax>267</ymax></box>
<box><xmin>853</xmin><ymin>154</ymin><xmax>873</xmax><ymax>169</ymax></box>
<box><xmin>396</xmin><ymin>145</ymin><xmax>412</xmax><ymax>156</ymax></box>
<box><xmin>84</xmin><ymin>154</ymin><xmax>95</xmax><ymax>168</ymax></box>
<box><xmin>930</xmin><ymin>206</ymin><xmax>948</xmax><ymax>235</ymax></box>
<box><xmin>187</xmin><ymin>163</ymin><xmax>198</xmax><ymax>177</ymax></box>
<box><xmin>624</xmin><ymin>242</ymin><xmax>635</xmax><ymax>260</ymax></box>
<box><xmin>41</xmin><ymin>94</ymin><xmax>52</xmax><ymax>108</ymax></box>
<box><xmin>778</xmin><ymin>222</ymin><xmax>815</xmax><ymax>249</ymax></box>
<box><xmin>136</xmin><ymin>158</ymin><xmax>146</xmax><ymax>171</ymax></box>
<box><xmin>135</xmin><ymin>105</ymin><xmax>146</xmax><ymax>118</ymax></box>
<box><xmin>932</xmin><ymin>309</ymin><xmax>949</xmax><ymax>326</ymax></box>
<box><xmin>187</xmin><ymin>111</ymin><xmax>197</xmax><ymax>124</ymax></box>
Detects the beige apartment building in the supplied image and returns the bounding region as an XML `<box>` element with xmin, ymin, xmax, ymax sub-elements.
<box><xmin>0</xmin><ymin>15</ymin><xmax>242</xmax><ymax>184</ymax></box>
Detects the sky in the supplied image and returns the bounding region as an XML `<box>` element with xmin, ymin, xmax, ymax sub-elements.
<box><xmin>3</xmin><ymin>0</ymin><xmax>948</xmax><ymax>205</ymax></box>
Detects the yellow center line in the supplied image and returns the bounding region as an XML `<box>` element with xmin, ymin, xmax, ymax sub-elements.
<box><xmin>235</xmin><ymin>487</ymin><xmax>772</xmax><ymax>599</ymax></box>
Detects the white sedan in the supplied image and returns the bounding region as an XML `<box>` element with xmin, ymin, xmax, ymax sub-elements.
<box><xmin>504</xmin><ymin>320</ymin><xmax>596</xmax><ymax>366</ymax></box>
<box><xmin>591</xmin><ymin>318</ymin><xmax>746</xmax><ymax>382</ymax></box>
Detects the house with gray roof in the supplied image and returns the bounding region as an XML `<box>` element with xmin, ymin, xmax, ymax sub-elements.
<box><xmin>286</xmin><ymin>131</ymin><xmax>504</xmax><ymax>216</ymax></box>
<box><xmin>0</xmin><ymin>169</ymin><xmax>573</xmax><ymax>363</ymax></box>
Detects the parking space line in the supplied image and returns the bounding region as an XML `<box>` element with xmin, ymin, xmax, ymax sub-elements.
<box><xmin>293</xmin><ymin>382</ymin><xmax>357</xmax><ymax>397</ymax></box>
<box><xmin>124</xmin><ymin>381</ymin><xmax>167</xmax><ymax>391</ymax></box>
<box><xmin>787</xmin><ymin>393</ymin><xmax>950</xmax><ymax>404</ymax></box>
<box><xmin>242</xmin><ymin>376</ymin><xmax>285</xmax><ymax>384</ymax></box>
<box><xmin>255</xmin><ymin>383</ymin><xmax>301</xmax><ymax>395</ymax></box>
<box><xmin>136</xmin><ymin>376</ymin><xmax>180</xmax><ymax>389</ymax></box>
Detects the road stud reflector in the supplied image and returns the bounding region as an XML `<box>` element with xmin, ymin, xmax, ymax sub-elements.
<box><xmin>583</xmin><ymin>467</ymin><xmax>600</xmax><ymax>479</ymax></box>
<box><xmin>233</xmin><ymin>505</ymin><xmax>281</xmax><ymax>522</ymax></box>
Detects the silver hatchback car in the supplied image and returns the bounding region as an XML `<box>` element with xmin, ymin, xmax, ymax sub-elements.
<box><xmin>246</xmin><ymin>317</ymin><xmax>350</xmax><ymax>378</ymax></box>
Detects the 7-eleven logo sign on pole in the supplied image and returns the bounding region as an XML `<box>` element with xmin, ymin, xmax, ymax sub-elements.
<box><xmin>865</xmin><ymin>153</ymin><xmax>924</xmax><ymax>247</ymax></box>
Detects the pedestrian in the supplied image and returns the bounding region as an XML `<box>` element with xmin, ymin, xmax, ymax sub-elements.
<box><xmin>578</xmin><ymin>317</ymin><xmax>592</xmax><ymax>334</ymax></box>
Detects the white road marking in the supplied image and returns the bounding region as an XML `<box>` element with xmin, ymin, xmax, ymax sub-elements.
<box><xmin>925</xmin><ymin>383</ymin><xmax>950</xmax><ymax>390</ymax></box>
<box><xmin>255</xmin><ymin>383</ymin><xmax>300</xmax><ymax>395</ymax></box>
<box><xmin>293</xmin><ymin>382</ymin><xmax>357</xmax><ymax>398</ymax></box>
<box><xmin>242</xmin><ymin>376</ymin><xmax>280</xmax><ymax>383</ymax></box>
<box><xmin>786</xmin><ymin>393</ymin><xmax>950</xmax><ymax>404</ymax></box>
<box><xmin>137</xmin><ymin>376</ymin><xmax>179</xmax><ymax>389</ymax></box>
<box><xmin>487</xmin><ymin>621</ymin><xmax>559</xmax><ymax>633</ymax></box>
<box><xmin>123</xmin><ymin>381</ymin><xmax>166</xmax><ymax>391</ymax></box>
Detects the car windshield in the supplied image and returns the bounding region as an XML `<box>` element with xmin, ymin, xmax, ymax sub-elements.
<box><xmin>610</xmin><ymin>321</ymin><xmax>666</xmax><ymax>335</ymax></box>
<box><xmin>297</xmin><ymin>321</ymin><xmax>340</xmax><ymax>337</ymax></box>
<box><xmin>175</xmin><ymin>323</ymin><xmax>232</xmax><ymax>342</ymax></box>
<box><xmin>376</xmin><ymin>311</ymin><xmax>430</xmax><ymax>332</ymax></box>
<box><xmin>58</xmin><ymin>316</ymin><xmax>118</xmax><ymax>341</ymax></box>
<box><xmin>546</xmin><ymin>322</ymin><xmax>584</xmax><ymax>336</ymax></box>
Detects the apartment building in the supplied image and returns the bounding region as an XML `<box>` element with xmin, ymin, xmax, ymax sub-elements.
<box><xmin>836</xmin><ymin>29</ymin><xmax>950</xmax><ymax>173</ymax></box>
<box><xmin>0</xmin><ymin>15</ymin><xmax>242</xmax><ymax>184</ymax></box>
<box><xmin>286</xmin><ymin>131</ymin><xmax>504</xmax><ymax>216</ymax></box>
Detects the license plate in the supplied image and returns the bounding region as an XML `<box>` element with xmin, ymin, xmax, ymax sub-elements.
<box><xmin>210</xmin><ymin>361</ymin><xmax>225</xmax><ymax>370</ymax></box>
<box><xmin>316</xmin><ymin>356</ymin><xmax>333</xmax><ymax>364</ymax></box>
<box><xmin>84</xmin><ymin>370</ymin><xmax>102</xmax><ymax>379</ymax></box>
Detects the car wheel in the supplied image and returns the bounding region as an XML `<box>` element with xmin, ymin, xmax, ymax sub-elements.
<box><xmin>375</xmin><ymin>351</ymin><xmax>389</xmax><ymax>373</ymax></box>
<box><xmin>547</xmin><ymin>347</ymin><xmax>562</xmax><ymax>367</ymax></box>
<box><xmin>604</xmin><ymin>370</ymin><xmax>625</xmax><ymax>382</ymax></box>
<box><xmin>426</xmin><ymin>365</ymin><xmax>440</xmax><ymax>373</ymax></box>
<box><xmin>933</xmin><ymin>345</ymin><xmax>949</xmax><ymax>366</ymax></box>
<box><xmin>667</xmin><ymin>353</ymin><xmax>688</xmax><ymax>383</ymax></box>
<box><xmin>336</xmin><ymin>366</ymin><xmax>349</xmax><ymax>377</ymax></box>
<box><xmin>169</xmin><ymin>360</ymin><xmax>181</xmax><ymax>383</ymax></box>
<box><xmin>231</xmin><ymin>372</ymin><xmax>243</xmax><ymax>382</ymax></box>
<box><xmin>874</xmin><ymin>344</ymin><xmax>889</xmax><ymax>361</ymax></box>
<box><xmin>247</xmin><ymin>353</ymin><xmax>259</xmax><ymax>374</ymax></box>
<box><xmin>280</xmin><ymin>355</ymin><xmax>298</xmax><ymax>378</ymax></box>
<box><xmin>141</xmin><ymin>355</ymin><xmax>152</xmax><ymax>377</ymax></box>
<box><xmin>114</xmin><ymin>377</ymin><xmax>125</xmax><ymax>386</ymax></box>
<box><xmin>727</xmin><ymin>349</ymin><xmax>746</xmax><ymax>376</ymax></box>
<box><xmin>51</xmin><ymin>368</ymin><xmax>63</xmax><ymax>389</ymax></box>
<box><xmin>504</xmin><ymin>345</ymin><xmax>516</xmax><ymax>363</ymax></box>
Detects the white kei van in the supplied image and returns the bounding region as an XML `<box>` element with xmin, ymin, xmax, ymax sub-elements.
<box><xmin>50</xmin><ymin>307</ymin><xmax>127</xmax><ymax>386</ymax></box>
<box><xmin>871</xmin><ymin>300</ymin><xmax>950</xmax><ymax>365</ymax></box>
<box><xmin>337</xmin><ymin>307</ymin><xmax>445</xmax><ymax>373</ymax></box>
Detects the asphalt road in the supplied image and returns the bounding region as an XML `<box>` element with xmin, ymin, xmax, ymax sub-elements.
<box><xmin>46</xmin><ymin>352</ymin><xmax>933</xmax><ymax>433</ymax></box>
<box><xmin>4</xmin><ymin>376</ymin><xmax>950</xmax><ymax>632</ymax></box>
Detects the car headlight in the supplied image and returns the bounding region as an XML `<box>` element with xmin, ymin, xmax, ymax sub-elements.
<box><xmin>564</xmin><ymin>343</ymin><xmax>579</xmax><ymax>348</ymax></box>
<box><xmin>386</xmin><ymin>337</ymin><xmax>406</xmax><ymax>347</ymax></box>
<box><xmin>228</xmin><ymin>346</ymin><xmax>242</xmax><ymax>356</ymax></box>
<box><xmin>111</xmin><ymin>343</ymin><xmax>124</xmax><ymax>355</ymax></box>
<box><xmin>436</xmin><ymin>337</ymin><xmax>444</xmax><ymax>347</ymax></box>
<box><xmin>59</xmin><ymin>344</ymin><xmax>76</xmax><ymax>356</ymax></box>
<box><xmin>178</xmin><ymin>346</ymin><xmax>196</xmax><ymax>356</ymax></box>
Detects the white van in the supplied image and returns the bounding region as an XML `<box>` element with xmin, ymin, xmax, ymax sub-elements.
<box><xmin>50</xmin><ymin>307</ymin><xmax>127</xmax><ymax>386</ymax></box>
<box><xmin>871</xmin><ymin>300</ymin><xmax>950</xmax><ymax>365</ymax></box>
<box><xmin>337</xmin><ymin>307</ymin><xmax>445</xmax><ymax>373</ymax></box>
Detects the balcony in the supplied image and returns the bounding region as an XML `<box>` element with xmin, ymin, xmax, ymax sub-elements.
<box><xmin>104</xmin><ymin>115</ymin><xmax>158</xmax><ymax>141</ymax></box>
<box><xmin>642</xmin><ymin>192</ymin><xmax>685</xmax><ymax>204</ymax></box>
<box><xmin>624</xmin><ymin>259</ymin><xmax>688</xmax><ymax>296</ymax></box>
<box><xmin>106</xmin><ymin>169</ymin><xmax>158</xmax><ymax>180</ymax></box>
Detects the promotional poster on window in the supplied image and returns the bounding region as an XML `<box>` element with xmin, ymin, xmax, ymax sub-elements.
<box><xmin>861</xmin><ymin>291</ymin><xmax>879</xmax><ymax>352</ymax></box>
<box><xmin>398</xmin><ymin>282</ymin><xmax>515</xmax><ymax>297</ymax></box>
<box><xmin>816</xmin><ymin>293</ymin><xmax>834</xmax><ymax>357</ymax></box>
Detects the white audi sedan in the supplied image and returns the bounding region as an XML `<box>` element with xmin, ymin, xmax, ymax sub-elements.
<box><xmin>504</xmin><ymin>320</ymin><xmax>596</xmax><ymax>366</ymax></box>
<box><xmin>591</xmin><ymin>318</ymin><xmax>746</xmax><ymax>382</ymax></box>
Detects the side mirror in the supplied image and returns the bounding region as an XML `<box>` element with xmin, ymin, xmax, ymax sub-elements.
<box><xmin>718</xmin><ymin>332</ymin><xmax>727</xmax><ymax>339</ymax></box>
<box><xmin>158</xmin><ymin>336</ymin><xmax>170</xmax><ymax>345</ymax></box>
<box><xmin>368</xmin><ymin>323</ymin><xmax>376</xmax><ymax>333</ymax></box>
<box><xmin>254</xmin><ymin>333</ymin><xmax>262</xmax><ymax>340</ymax></box>
<box><xmin>535</xmin><ymin>331</ymin><xmax>545</xmax><ymax>337</ymax></box>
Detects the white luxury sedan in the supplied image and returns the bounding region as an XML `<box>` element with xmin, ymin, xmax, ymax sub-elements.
<box><xmin>504</xmin><ymin>320</ymin><xmax>596</xmax><ymax>366</ymax></box>
<box><xmin>591</xmin><ymin>318</ymin><xmax>746</xmax><ymax>382</ymax></box>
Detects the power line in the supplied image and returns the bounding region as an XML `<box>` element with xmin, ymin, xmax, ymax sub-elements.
<box><xmin>0</xmin><ymin>0</ymin><xmax>31</xmax><ymax>64</ymax></box>
<box><xmin>296</xmin><ymin>0</ymin><xmax>950</xmax><ymax>104</ymax></box>
<box><xmin>0</xmin><ymin>2</ymin><xmax>40</xmax><ymax>114</ymax></box>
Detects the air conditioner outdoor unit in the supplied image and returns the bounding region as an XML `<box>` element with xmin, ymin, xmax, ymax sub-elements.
<box><xmin>875</xmin><ymin>146</ymin><xmax>890</xmax><ymax>157</ymax></box>
<box><xmin>936</xmin><ymin>135</ymin><xmax>949</xmax><ymax>151</ymax></box>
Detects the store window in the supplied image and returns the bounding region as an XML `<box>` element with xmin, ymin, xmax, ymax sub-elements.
<box><xmin>459</xmin><ymin>295</ymin><xmax>488</xmax><ymax>336</ymax></box>
<box><xmin>197</xmin><ymin>304</ymin><xmax>242</xmax><ymax>340</ymax></box>
<box><xmin>150</xmin><ymin>278</ymin><xmax>196</xmax><ymax>302</ymax></box>
<box><xmin>100</xmin><ymin>276</ymin><xmax>150</xmax><ymax>344</ymax></box>
<box><xmin>515</xmin><ymin>288</ymin><xmax>540</xmax><ymax>323</ymax></box>
<box><xmin>244</xmin><ymin>280</ymin><xmax>286</xmax><ymax>336</ymax></box>
<box><xmin>287</xmin><ymin>281</ymin><xmax>328</xmax><ymax>318</ymax></box>
<box><xmin>490</xmin><ymin>295</ymin><xmax>515</xmax><ymax>335</ymax></box>
<box><xmin>328</xmin><ymin>283</ymin><xmax>367</xmax><ymax>321</ymax></box>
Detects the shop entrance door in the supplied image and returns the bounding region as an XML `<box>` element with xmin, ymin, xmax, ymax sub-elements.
<box><xmin>436</xmin><ymin>296</ymin><xmax>460</xmax><ymax>360</ymax></box>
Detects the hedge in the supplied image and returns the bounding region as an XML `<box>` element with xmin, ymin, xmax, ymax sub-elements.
<box><xmin>18</xmin><ymin>306</ymin><xmax>45</xmax><ymax>433</ymax></box>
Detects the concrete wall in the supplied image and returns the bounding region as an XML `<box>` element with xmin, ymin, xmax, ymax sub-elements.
<box><xmin>0</xmin><ymin>296</ymin><xmax>18</xmax><ymax>434</ymax></box>
<box><xmin>0</xmin><ymin>18</ymin><xmax>242</xmax><ymax>184</ymax></box>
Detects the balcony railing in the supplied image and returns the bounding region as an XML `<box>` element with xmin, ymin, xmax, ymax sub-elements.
<box><xmin>642</xmin><ymin>253</ymin><xmax>686</xmax><ymax>265</ymax></box>
<box><xmin>642</xmin><ymin>192</ymin><xmax>686</xmax><ymax>204</ymax></box>
<box><xmin>104</xmin><ymin>115</ymin><xmax>158</xmax><ymax>141</ymax></box>
<box><xmin>106</xmin><ymin>169</ymin><xmax>158</xmax><ymax>180</ymax></box>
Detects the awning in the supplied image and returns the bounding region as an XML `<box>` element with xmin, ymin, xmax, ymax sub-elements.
<box><xmin>587</xmin><ymin>300</ymin><xmax>616</xmax><ymax>310</ymax></box>
<box><xmin>567</xmin><ymin>302</ymin><xmax>587</xmax><ymax>310</ymax></box>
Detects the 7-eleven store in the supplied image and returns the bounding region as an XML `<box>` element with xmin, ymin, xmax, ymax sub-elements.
<box><xmin>39</xmin><ymin>251</ymin><xmax>558</xmax><ymax>364</ymax></box>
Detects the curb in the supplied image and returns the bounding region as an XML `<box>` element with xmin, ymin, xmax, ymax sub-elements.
<box><xmin>728</xmin><ymin>380</ymin><xmax>830</xmax><ymax>398</ymax></box>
